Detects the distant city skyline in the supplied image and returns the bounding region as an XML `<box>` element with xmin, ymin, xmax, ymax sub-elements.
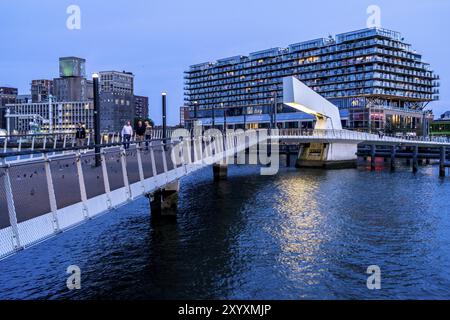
<box><xmin>1</xmin><ymin>0</ymin><xmax>449</xmax><ymax>124</ymax></box>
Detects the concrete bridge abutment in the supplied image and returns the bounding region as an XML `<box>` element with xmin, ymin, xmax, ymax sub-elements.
<box><xmin>213</xmin><ymin>162</ymin><xmax>228</xmax><ymax>181</ymax></box>
<box><xmin>296</xmin><ymin>142</ymin><xmax>358</xmax><ymax>169</ymax></box>
<box><xmin>147</xmin><ymin>180</ymin><xmax>179</xmax><ymax>218</ymax></box>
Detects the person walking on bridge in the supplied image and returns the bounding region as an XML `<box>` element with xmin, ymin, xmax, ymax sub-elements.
<box><xmin>144</xmin><ymin>121</ymin><xmax>153</xmax><ymax>150</ymax></box>
<box><xmin>75</xmin><ymin>122</ymin><xmax>86</xmax><ymax>147</ymax></box>
<box><xmin>121</xmin><ymin>121</ymin><xmax>133</xmax><ymax>150</ymax></box>
<box><xmin>135</xmin><ymin>120</ymin><xmax>146</xmax><ymax>146</ymax></box>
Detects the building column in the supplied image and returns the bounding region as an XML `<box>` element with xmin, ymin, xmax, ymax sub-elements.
<box><xmin>213</xmin><ymin>162</ymin><xmax>228</xmax><ymax>181</ymax></box>
<box><xmin>147</xmin><ymin>180</ymin><xmax>179</xmax><ymax>217</ymax></box>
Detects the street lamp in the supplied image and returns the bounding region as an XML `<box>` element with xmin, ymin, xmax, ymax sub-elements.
<box><xmin>92</xmin><ymin>73</ymin><xmax>101</xmax><ymax>166</ymax></box>
<box><xmin>162</xmin><ymin>92</ymin><xmax>167</xmax><ymax>144</ymax></box>
<box><xmin>221</xmin><ymin>103</ymin><xmax>226</xmax><ymax>132</ymax></box>
<box><xmin>212</xmin><ymin>104</ymin><xmax>215</xmax><ymax>129</ymax></box>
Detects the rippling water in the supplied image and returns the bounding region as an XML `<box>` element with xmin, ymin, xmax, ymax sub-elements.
<box><xmin>1</xmin><ymin>162</ymin><xmax>450</xmax><ymax>300</ymax></box>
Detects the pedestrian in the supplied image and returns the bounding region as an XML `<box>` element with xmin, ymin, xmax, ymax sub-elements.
<box><xmin>135</xmin><ymin>120</ymin><xmax>146</xmax><ymax>146</ymax></box>
<box><xmin>121</xmin><ymin>121</ymin><xmax>133</xmax><ymax>150</ymax></box>
<box><xmin>144</xmin><ymin>121</ymin><xmax>153</xmax><ymax>150</ymax></box>
<box><xmin>75</xmin><ymin>122</ymin><xmax>86</xmax><ymax>147</ymax></box>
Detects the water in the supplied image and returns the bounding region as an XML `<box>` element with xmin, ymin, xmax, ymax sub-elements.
<box><xmin>1</xmin><ymin>162</ymin><xmax>450</xmax><ymax>300</ymax></box>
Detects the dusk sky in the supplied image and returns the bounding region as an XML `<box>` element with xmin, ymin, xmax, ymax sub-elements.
<box><xmin>1</xmin><ymin>0</ymin><xmax>449</xmax><ymax>125</ymax></box>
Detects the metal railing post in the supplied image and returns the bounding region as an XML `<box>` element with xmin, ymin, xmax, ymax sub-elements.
<box><xmin>100</xmin><ymin>152</ymin><xmax>112</xmax><ymax>209</ymax></box>
<box><xmin>120</xmin><ymin>148</ymin><xmax>131</xmax><ymax>200</ymax></box>
<box><xmin>3</xmin><ymin>167</ymin><xmax>22</xmax><ymax>250</ymax></box>
<box><xmin>75</xmin><ymin>153</ymin><xmax>90</xmax><ymax>219</ymax></box>
<box><xmin>43</xmin><ymin>155</ymin><xmax>60</xmax><ymax>233</ymax></box>
<box><xmin>150</xmin><ymin>143</ymin><xmax>157</xmax><ymax>177</ymax></box>
<box><xmin>136</xmin><ymin>146</ymin><xmax>145</xmax><ymax>194</ymax></box>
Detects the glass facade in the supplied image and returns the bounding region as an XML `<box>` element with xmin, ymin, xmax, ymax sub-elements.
<box><xmin>184</xmin><ymin>28</ymin><xmax>439</xmax><ymax>133</ymax></box>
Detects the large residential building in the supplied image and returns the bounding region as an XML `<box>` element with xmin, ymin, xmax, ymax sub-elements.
<box><xmin>31</xmin><ymin>79</ymin><xmax>53</xmax><ymax>102</ymax></box>
<box><xmin>184</xmin><ymin>27</ymin><xmax>439</xmax><ymax>134</ymax></box>
<box><xmin>98</xmin><ymin>71</ymin><xmax>135</xmax><ymax>132</ymax></box>
<box><xmin>0</xmin><ymin>87</ymin><xmax>18</xmax><ymax>129</ymax></box>
<box><xmin>53</xmin><ymin>57</ymin><xmax>93</xmax><ymax>102</ymax></box>
<box><xmin>5</xmin><ymin>101</ymin><xmax>94</xmax><ymax>133</ymax></box>
<box><xmin>134</xmin><ymin>95</ymin><xmax>149</xmax><ymax>119</ymax></box>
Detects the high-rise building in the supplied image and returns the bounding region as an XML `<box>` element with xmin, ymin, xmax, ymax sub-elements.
<box><xmin>31</xmin><ymin>79</ymin><xmax>53</xmax><ymax>102</ymax></box>
<box><xmin>98</xmin><ymin>71</ymin><xmax>135</xmax><ymax>132</ymax></box>
<box><xmin>0</xmin><ymin>87</ymin><xmax>18</xmax><ymax>129</ymax></box>
<box><xmin>53</xmin><ymin>57</ymin><xmax>93</xmax><ymax>102</ymax></box>
<box><xmin>134</xmin><ymin>95</ymin><xmax>149</xmax><ymax>119</ymax></box>
<box><xmin>184</xmin><ymin>28</ymin><xmax>439</xmax><ymax>134</ymax></box>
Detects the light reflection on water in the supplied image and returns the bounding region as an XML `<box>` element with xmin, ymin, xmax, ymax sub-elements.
<box><xmin>0</xmin><ymin>163</ymin><xmax>450</xmax><ymax>300</ymax></box>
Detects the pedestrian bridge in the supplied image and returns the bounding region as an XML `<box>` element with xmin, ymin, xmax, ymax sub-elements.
<box><xmin>2</xmin><ymin>128</ymin><xmax>450</xmax><ymax>260</ymax></box>
<box><xmin>2</xmin><ymin>75</ymin><xmax>450</xmax><ymax>260</ymax></box>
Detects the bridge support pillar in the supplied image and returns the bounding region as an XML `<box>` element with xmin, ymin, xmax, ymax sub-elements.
<box><xmin>370</xmin><ymin>145</ymin><xmax>376</xmax><ymax>171</ymax></box>
<box><xmin>213</xmin><ymin>163</ymin><xmax>228</xmax><ymax>181</ymax></box>
<box><xmin>412</xmin><ymin>146</ymin><xmax>419</xmax><ymax>173</ymax></box>
<box><xmin>390</xmin><ymin>145</ymin><xmax>396</xmax><ymax>172</ymax></box>
<box><xmin>296</xmin><ymin>142</ymin><xmax>357</xmax><ymax>169</ymax></box>
<box><xmin>147</xmin><ymin>180</ymin><xmax>179</xmax><ymax>217</ymax></box>
<box><xmin>440</xmin><ymin>147</ymin><xmax>446</xmax><ymax>177</ymax></box>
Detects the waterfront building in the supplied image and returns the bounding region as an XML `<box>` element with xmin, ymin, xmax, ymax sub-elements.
<box><xmin>5</xmin><ymin>101</ymin><xmax>94</xmax><ymax>133</ymax></box>
<box><xmin>0</xmin><ymin>87</ymin><xmax>18</xmax><ymax>129</ymax></box>
<box><xmin>53</xmin><ymin>57</ymin><xmax>93</xmax><ymax>102</ymax></box>
<box><xmin>98</xmin><ymin>71</ymin><xmax>135</xmax><ymax>132</ymax></box>
<box><xmin>31</xmin><ymin>79</ymin><xmax>53</xmax><ymax>102</ymax></box>
<box><xmin>134</xmin><ymin>95</ymin><xmax>149</xmax><ymax>120</ymax></box>
<box><xmin>184</xmin><ymin>28</ymin><xmax>439</xmax><ymax>134</ymax></box>
<box><xmin>430</xmin><ymin>111</ymin><xmax>450</xmax><ymax>137</ymax></box>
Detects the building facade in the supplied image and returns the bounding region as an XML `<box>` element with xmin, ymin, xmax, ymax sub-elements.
<box><xmin>53</xmin><ymin>57</ymin><xmax>93</xmax><ymax>102</ymax></box>
<box><xmin>0</xmin><ymin>87</ymin><xmax>18</xmax><ymax>129</ymax></box>
<box><xmin>184</xmin><ymin>28</ymin><xmax>439</xmax><ymax>134</ymax></box>
<box><xmin>431</xmin><ymin>111</ymin><xmax>450</xmax><ymax>137</ymax></box>
<box><xmin>98</xmin><ymin>71</ymin><xmax>135</xmax><ymax>132</ymax></box>
<box><xmin>180</xmin><ymin>106</ymin><xmax>189</xmax><ymax>127</ymax></box>
<box><xmin>31</xmin><ymin>79</ymin><xmax>53</xmax><ymax>102</ymax></box>
<box><xmin>134</xmin><ymin>95</ymin><xmax>149</xmax><ymax>119</ymax></box>
<box><xmin>5</xmin><ymin>101</ymin><xmax>94</xmax><ymax>133</ymax></box>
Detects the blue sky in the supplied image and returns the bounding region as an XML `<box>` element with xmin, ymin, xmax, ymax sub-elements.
<box><xmin>1</xmin><ymin>0</ymin><xmax>449</xmax><ymax>125</ymax></box>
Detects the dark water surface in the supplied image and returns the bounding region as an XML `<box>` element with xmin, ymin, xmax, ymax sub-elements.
<box><xmin>1</xmin><ymin>163</ymin><xmax>450</xmax><ymax>300</ymax></box>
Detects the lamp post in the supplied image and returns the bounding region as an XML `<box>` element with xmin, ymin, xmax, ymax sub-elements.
<box><xmin>221</xmin><ymin>103</ymin><xmax>226</xmax><ymax>132</ymax></box>
<box><xmin>92</xmin><ymin>73</ymin><xmax>101</xmax><ymax>166</ymax></box>
<box><xmin>212</xmin><ymin>104</ymin><xmax>215</xmax><ymax>129</ymax></box>
<box><xmin>162</xmin><ymin>92</ymin><xmax>167</xmax><ymax>144</ymax></box>
<box><xmin>273</xmin><ymin>91</ymin><xmax>278</xmax><ymax>130</ymax></box>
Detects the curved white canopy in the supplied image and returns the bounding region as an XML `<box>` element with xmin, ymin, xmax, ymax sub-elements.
<box><xmin>283</xmin><ymin>76</ymin><xmax>342</xmax><ymax>130</ymax></box>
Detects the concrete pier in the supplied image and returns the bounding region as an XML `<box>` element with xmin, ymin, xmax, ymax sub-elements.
<box><xmin>370</xmin><ymin>145</ymin><xmax>376</xmax><ymax>171</ymax></box>
<box><xmin>440</xmin><ymin>147</ymin><xmax>446</xmax><ymax>177</ymax></box>
<box><xmin>390</xmin><ymin>145</ymin><xmax>396</xmax><ymax>172</ymax></box>
<box><xmin>412</xmin><ymin>146</ymin><xmax>419</xmax><ymax>173</ymax></box>
<box><xmin>213</xmin><ymin>163</ymin><xmax>228</xmax><ymax>181</ymax></box>
<box><xmin>148</xmin><ymin>180</ymin><xmax>179</xmax><ymax>217</ymax></box>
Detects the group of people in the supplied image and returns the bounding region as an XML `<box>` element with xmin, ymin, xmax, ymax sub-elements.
<box><xmin>121</xmin><ymin>120</ymin><xmax>153</xmax><ymax>149</ymax></box>
<box><xmin>74</xmin><ymin>120</ymin><xmax>153</xmax><ymax>150</ymax></box>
